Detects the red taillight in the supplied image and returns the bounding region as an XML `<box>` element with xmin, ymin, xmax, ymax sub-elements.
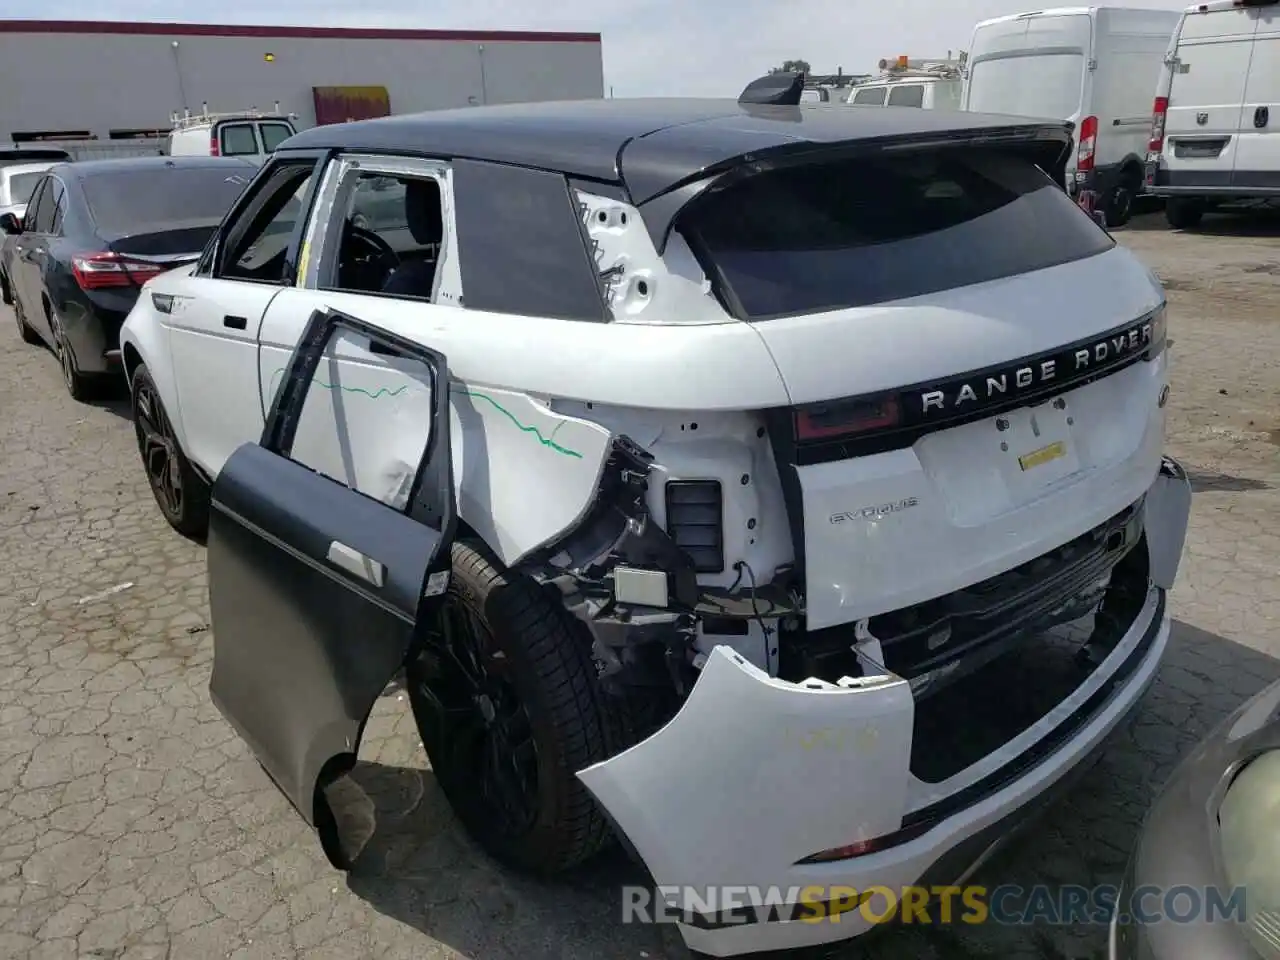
<box><xmin>797</xmin><ymin>820</ymin><xmax>932</xmax><ymax>864</ymax></box>
<box><xmin>795</xmin><ymin>394</ymin><xmax>902</xmax><ymax>442</ymax></box>
<box><xmin>1077</xmin><ymin>115</ymin><xmax>1099</xmax><ymax>172</ymax></box>
<box><xmin>209</xmin><ymin>133</ymin><xmax>220</xmax><ymax>156</ymax></box>
<box><xmin>1149</xmin><ymin>96</ymin><xmax>1170</xmax><ymax>153</ymax></box>
<box><xmin>71</xmin><ymin>252</ymin><xmax>165</xmax><ymax>290</ymax></box>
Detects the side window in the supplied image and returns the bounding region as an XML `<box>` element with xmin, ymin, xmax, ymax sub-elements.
<box><xmin>451</xmin><ymin>159</ymin><xmax>607</xmax><ymax>322</ymax></box>
<box><xmin>49</xmin><ymin>181</ymin><xmax>68</xmax><ymax>235</ymax></box>
<box><xmin>217</xmin><ymin>160</ymin><xmax>316</xmax><ymax>284</ymax></box>
<box><xmin>852</xmin><ymin>86</ymin><xmax>887</xmax><ymax>105</ymax></box>
<box><xmin>23</xmin><ymin>178</ymin><xmax>49</xmax><ymax>230</ymax></box>
<box><xmin>30</xmin><ymin>178</ymin><xmax>62</xmax><ymax>234</ymax></box>
<box><xmin>888</xmin><ymin>84</ymin><xmax>926</xmax><ymax>108</ymax></box>
<box><xmin>220</xmin><ymin>123</ymin><xmax>260</xmax><ymax>157</ymax></box>
<box><xmin>320</xmin><ymin>169</ymin><xmax>442</xmax><ymax>301</ymax></box>
<box><xmin>258</xmin><ymin>123</ymin><xmax>294</xmax><ymax>152</ymax></box>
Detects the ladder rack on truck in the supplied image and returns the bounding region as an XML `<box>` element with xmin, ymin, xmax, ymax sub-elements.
<box><xmin>169</xmin><ymin>101</ymin><xmax>299</xmax><ymax>129</ymax></box>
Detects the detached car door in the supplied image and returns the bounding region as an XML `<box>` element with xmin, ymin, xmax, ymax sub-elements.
<box><xmin>207</xmin><ymin>306</ymin><xmax>456</xmax><ymax>869</ymax></box>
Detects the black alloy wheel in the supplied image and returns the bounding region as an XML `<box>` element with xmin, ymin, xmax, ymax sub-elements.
<box><xmin>130</xmin><ymin>365</ymin><xmax>211</xmax><ymax>538</ymax></box>
<box><xmin>412</xmin><ymin>592</ymin><xmax>542</xmax><ymax>840</ymax></box>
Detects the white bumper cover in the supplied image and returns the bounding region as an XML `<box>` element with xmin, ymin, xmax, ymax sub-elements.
<box><xmin>577</xmin><ymin>459</ymin><xmax>1192</xmax><ymax>956</ymax></box>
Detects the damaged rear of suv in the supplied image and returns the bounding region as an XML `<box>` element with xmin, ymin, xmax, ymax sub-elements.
<box><xmin>171</xmin><ymin>81</ymin><xmax>1192</xmax><ymax>958</ymax></box>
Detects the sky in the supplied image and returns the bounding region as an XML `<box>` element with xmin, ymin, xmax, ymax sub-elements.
<box><xmin>0</xmin><ymin>0</ymin><xmax>1193</xmax><ymax>97</ymax></box>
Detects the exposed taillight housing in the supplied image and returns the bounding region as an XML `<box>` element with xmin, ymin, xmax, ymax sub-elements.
<box><xmin>665</xmin><ymin>480</ymin><xmax>724</xmax><ymax>573</ymax></box>
<box><xmin>1077</xmin><ymin>115</ymin><xmax>1099</xmax><ymax>172</ymax></box>
<box><xmin>1149</xmin><ymin>96</ymin><xmax>1169</xmax><ymax>153</ymax></box>
<box><xmin>794</xmin><ymin>393</ymin><xmax>901</xmax><ymax>443</ymax></box>
<box><xmin>209</xmin><ymin>132</ymin><xmax>220</xmax><ymax>156</ymax></box>
<box><xmin>71</xmin><ymin>252</ymin><xmax>165</xmax><ymax>290</ymax></box>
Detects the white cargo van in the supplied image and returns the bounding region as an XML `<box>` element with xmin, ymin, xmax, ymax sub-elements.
<box><xmin>1145</xmin><ymin>0</ymin><xmax>1280</xmax><ymax>229</ymax></box>
<box><xmin>167</xmin><ymin>107</ymin><xmax>298</xmax><ymax>166</ymax></box>
<box><xmin>963</xmin><ymin>6</ymin><xmax>1180</xmax><ymax>226</ymax></box>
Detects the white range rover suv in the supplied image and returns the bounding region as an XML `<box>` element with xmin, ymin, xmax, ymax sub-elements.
<box><xmin>119</xmin><ymin>77</ymin><xmax>1192</xmax><ymax>957</ymax></box>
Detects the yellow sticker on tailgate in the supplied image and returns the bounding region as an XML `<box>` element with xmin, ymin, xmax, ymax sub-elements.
<box><xmin>1018</xmin><ymin>441</ymin><xmax>1067</xmax><ymax>472</ymax></box>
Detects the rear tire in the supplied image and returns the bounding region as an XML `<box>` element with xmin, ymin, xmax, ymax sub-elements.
<box><xmin>130</xmin><ymin>364</ymin><xmax>210</xmax><ymax>539</ymax></box>
<box><xmin>1165</xmin><ymin>197</ymin><xmax>1205</xmax><ymax>230</ymax></box>
<box><xmin>406</xmin><ymin>540</ymin><xmax>618</xmax><ymax>875</ymax></box>
<box><xmin>47</xmin><ymin>307</ymin><xmax>96</xmax><ymax>401</ymax></box>
<box><xmin>1103</xmin><ymin>170</ymin><xmax>1140</xmax><ymax>228</ymax></box>
<box><xmin>12</xmin><ymin>293</ymin><xmax>40</xmax><ymax>345</ymax></box>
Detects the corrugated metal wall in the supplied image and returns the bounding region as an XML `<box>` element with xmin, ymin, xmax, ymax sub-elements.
<box><xmin>0</xmin><ymin>27</ymin><xmax>605</xmax><ymax>141</ymax></box>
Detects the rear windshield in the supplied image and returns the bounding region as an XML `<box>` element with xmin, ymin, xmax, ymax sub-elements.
<box><xmin>965</xmin><ymin>53</ymin><xmax>1086</xmax><ymax>120</ymax></box>
<box><xmin>83</xmin><ymin>167</ymin><xmax>251</xmax><ymax>233</ymax></box>
<box><xmin>678</xmin><ymin>147</ymin><xmax>1111</xmax><ymax>320</ymax></box>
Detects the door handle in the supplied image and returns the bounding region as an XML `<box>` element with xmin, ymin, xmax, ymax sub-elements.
<box><xmin>326</xmin><ymin>541</ymin><xmax>385</xmax><ymax>587</ymax></box>
<box><xmin>223</xmin><ymin>315</ymin><xmax>247</xmax><ymax>330</ymax></box>
<box><xmin>1255</xmin><ymin>106</ymin><xmax>1269</xmax><ymax>129</ymax></box>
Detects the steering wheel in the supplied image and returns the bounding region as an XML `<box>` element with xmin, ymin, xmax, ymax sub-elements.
<box><xmin>338</xmin><ymin>222</ymin><xmax>400</xmax><ymax>291</ymax></box>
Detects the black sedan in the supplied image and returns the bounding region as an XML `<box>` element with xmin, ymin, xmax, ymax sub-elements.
<box><xmin>0</xmin><ymin>155</ymin><xmax>255</xmax><ymax>400</ymax></box>
<box><xmin>1112</xmin><ymin>677</ymin><xmax>1280</xmax><ymax>959</ymax></box>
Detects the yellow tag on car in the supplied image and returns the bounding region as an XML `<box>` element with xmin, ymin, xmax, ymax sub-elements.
<box><xmin>1018</xmin><ymin>441</ymin><xmax>1067</xmax><ymax>471</ymax></box>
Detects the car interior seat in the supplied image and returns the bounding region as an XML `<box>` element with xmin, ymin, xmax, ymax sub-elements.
<box><xmin>380</xmin><ymin>177</ymin><xmax>443</xmax><ymax>299</ymax></box>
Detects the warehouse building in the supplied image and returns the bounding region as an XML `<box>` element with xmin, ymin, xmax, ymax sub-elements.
<box><xmin>0</xmin><ymin>20</ymin><xmax>605</xmax><ymax>143</ymax></box>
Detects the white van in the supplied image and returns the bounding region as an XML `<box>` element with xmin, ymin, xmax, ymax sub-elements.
<box><xmin>963</xmin><ymin>6</ymin><xmax>1180</xmax><ymax>226</ymax></box>
<box><xmin>847</xmin><ymin>57</ymin><xmax>965</xmax><ymax>110</ymax></box>
<box><xmin>167</xmin><ymin>109</ymin><xmax>298</xmax><ymax>165</ymax></box>
<box><xmin>1145</xmin><ymin>0</ymin><xmax>1280</xmax><ymax>229</ymax></box>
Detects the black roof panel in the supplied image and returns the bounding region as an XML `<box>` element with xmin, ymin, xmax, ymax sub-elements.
<box><xmin>279</xmin><ymin>99</ymin><xmax>1071</xmax><ymax>203</ymax></box>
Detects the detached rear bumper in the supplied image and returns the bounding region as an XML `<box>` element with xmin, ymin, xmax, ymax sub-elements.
<box><xmin>577</xmin><ymin>459</ymin><xmax>1191</xmax><ymax>956</ymax></box>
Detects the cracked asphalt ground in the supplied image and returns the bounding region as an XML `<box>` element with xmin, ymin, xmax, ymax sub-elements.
<box><xmin>2</xmin><ymin>210</ymin><xmax>1279</xmax><ymax>960</ymax></box>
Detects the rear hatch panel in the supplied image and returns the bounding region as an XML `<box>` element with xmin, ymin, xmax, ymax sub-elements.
<box><xmin>668</xmin><ymin>132</ymin><xmax>1165</xmax><ymax>632</ymax></box>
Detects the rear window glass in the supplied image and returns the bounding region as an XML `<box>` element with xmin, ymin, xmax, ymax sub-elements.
<box><xmin>887</xmin><ymin>84</ymin><xmax>925</xmax><ymax>107</ymax></box>
<box><xmin>965</xmin><ymin>54</ymin><xmax>1086</xmax><ymax>120</ymax></box>
<box><xmin>83</xmin><ymin>167</ymin><xmax>251</xmax><ymax>233</ymax></box>
<box><xmin>259</xmin><ymin>123</ymin><xmax>294</xmax><ymax>152</ymax></box>
<box><xmin>7</xmin><ymin>171</ymin><xmax>44</xmax><ymax>204</ymax></box>
<box><xmin>680</xmin><ymin>147</ymin><xmax>1111</xmax><ymax>319</ymax></box>
<box><xmin>220</xmin><ymin>124</ymin><xmax>259</xmax><ymax>156</ymax></box>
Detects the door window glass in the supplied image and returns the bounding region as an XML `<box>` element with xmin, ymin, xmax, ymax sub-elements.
<box><xmin>220</xmin><ymin>123</ymin><xmax>260</xmax><ymax>156</ymax></box>
<box><xmin>48</xmin><ymin>181</ymin><xmax>67</xmax><ymax>235</ymax></box>
<box><xmin>219</xmin><ymin>160</ymin><xmax>315</xmax><ymax>284</ymax></box>
<box><xmin>30</xmin><ymin>178</ymin><xmax>62</xmax><ymax>233</ymax></box>
<box><xmin>852</xmin><ymin>86</ymin><xmax>887</xmax><ymax>105</ymax></box>
<box><xmin>22</xmin><ymin>178</ymin><xmax>49</xmax><ymax>230</ymax></box>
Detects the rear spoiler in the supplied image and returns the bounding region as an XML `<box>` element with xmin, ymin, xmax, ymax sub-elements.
<box><xmin>738</xmin><ymin>71</ymin><xmax>805</xmax><ymax>106</ymax></box>
<box><xmin>637</xmin><ymin>124</ymin><xmax>1074</xmax><ymax>254</ymax></box>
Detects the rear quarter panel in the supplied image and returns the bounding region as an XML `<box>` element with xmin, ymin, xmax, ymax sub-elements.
<box><xmin>120</xmin><ymin>269</ymin><xmax>189</xmax><ymax>449</ymax></box>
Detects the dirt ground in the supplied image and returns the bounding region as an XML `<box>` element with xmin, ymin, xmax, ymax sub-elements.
<box><xmin>1</xmin><ymin>208</ymin><xmax>1278</xmax><ymax>960</ymax></box>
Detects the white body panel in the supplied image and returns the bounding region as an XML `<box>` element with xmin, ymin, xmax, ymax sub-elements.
<box><xmin>1148</xmin><ymin>0</ymin><xmax>1280</xmax><ymax>197</ymax></box>
<box><xmin>963</xmin><ymin>7</ymin><xmax>1178</xmax><ymax>183</ymax></box>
